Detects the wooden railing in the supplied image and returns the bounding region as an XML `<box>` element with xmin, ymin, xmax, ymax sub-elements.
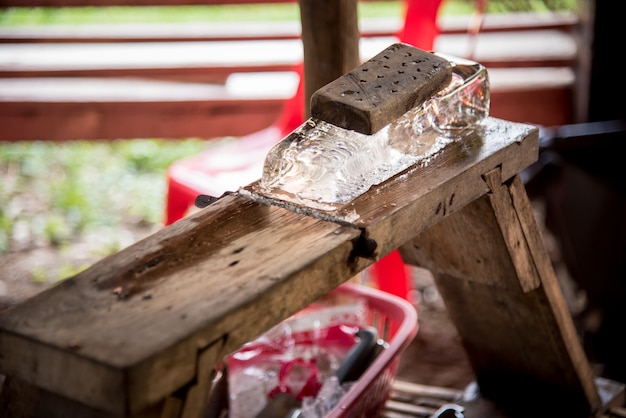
<box><xmin>0</xmin><ymin>2</ymin><xmax>583</xmax><ymax>141</ymax></box>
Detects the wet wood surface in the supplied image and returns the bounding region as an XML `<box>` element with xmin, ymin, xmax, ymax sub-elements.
<box><xmin>0</xmin><ymin>195</ymin><xmax>364</xmax><ymax>416</ymax></box>
<box><xmin>0</xmin><ymin>117</ymin><xmax>607</xmax><ymax>417</ymax></box>
<box><xmin>270</xmin><ymin>117</ymin><xmax>541</xmax><ymax>261</ymax></box>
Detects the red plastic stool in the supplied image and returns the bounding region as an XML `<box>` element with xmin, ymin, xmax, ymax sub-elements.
<box><xmin>165</xmin><ymin>62</ymin><xmax>305</xmax><ymax>226</ymax></box>
<box><xmin>398</xmin><ymin>0</ymin><xmax>444</xmax><ymax>52</ymax></box>
<box><xmin>166</xmin><ymin>124</ymin><xmax>292</xmax><ymax>224</ymax></box>
<box><xmin>164</xmin><ymin>0</ymin><xmax>446</xmax><ymax>302</ymax></box>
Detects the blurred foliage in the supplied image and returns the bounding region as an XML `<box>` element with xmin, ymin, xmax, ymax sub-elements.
<box><xmin>0</xmin><ymin>2</ymin><xmax>388</xmax><ymax>25</ymax></box>
<box><xmin>0</xmin><ymin>4</ymin><xmax>300</xmax><ymax>25</ymax></box>
<box><xmin>0</xmin><ymin>0</ymin><xmax>578</xmax><ymax>26</ymax></box>
<box><xmin>0</xmin><ymin>139</ymin><xmax>209</xmax><ymax>254</ymax></box>
<box><xmin>481</xmin><ymin>0</ymin><xmax>578</xmax><ymax>12</ymax></box>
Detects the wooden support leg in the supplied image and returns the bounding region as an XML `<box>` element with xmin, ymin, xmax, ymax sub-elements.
<box><xmin>400</xmin><ymin>169</ymin><xmax>603</xmax><ymax>417</ymax></box>
<box><xmin>0</xmin><ymin>375</ymin><xmax>164</xmax><ymax>418</ymax></box>
<box><xmin>0</xmin><ymin>338</ymin><xmax>228</xmax><ymax>418</ymax></box>
<box><xmin>167</xmin><ymin>338</ymin><xmax>227</xmax><ymax>418</ymax></box>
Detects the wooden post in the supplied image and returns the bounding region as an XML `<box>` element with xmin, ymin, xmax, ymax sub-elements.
<box><xmin>298</xmin><ymin>0</ymin><xmax>361</xmax><ymax>118</ymax></box>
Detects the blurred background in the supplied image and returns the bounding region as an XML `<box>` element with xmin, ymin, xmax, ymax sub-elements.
<box><xmin>1</xmin><ymin>0</ymin><xmax>624</xmax><ymax>384</ymax></box>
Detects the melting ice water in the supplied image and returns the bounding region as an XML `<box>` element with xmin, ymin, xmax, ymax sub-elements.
<box><xmin>255</xmin><ymin>54</ymin><xmax>490</xmax><ymax>210</ymax></box>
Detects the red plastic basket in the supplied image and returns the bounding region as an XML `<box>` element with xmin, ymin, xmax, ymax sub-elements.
<box><xmin>324</xmin><ymin>283</ymin><xmax>418</xmax><ymax>417</ymax></box>
<box><xmin>221</xmin><ymin>282</ymin><xmax>418</xmax><ymax>418</ymax></box>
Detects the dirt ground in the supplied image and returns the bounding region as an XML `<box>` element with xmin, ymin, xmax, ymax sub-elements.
<box><xmin>396</xmin><ymin>274</ymin><xmax>475</xmax><ymax>390</ymax></box>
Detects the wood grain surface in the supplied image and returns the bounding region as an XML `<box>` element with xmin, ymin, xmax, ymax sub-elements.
<box><xmin>1</xmin><ymin>117</ymin><xmax>602</xmax><ymax>418</ymax></box>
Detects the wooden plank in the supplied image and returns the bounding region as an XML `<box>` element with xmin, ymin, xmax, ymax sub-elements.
<box><xmin>0</xmin><ymin>195</ymin><xmax>364</xmax><ymax>415</ymax></box>
<box><xmin>433</xmin><ymin>29</ymin><xmax>577</xmax><ymax>68</ymax></box>
<box><xmin>177</xmin><ymin>338</ymin><xmax>226</xmax><ymax>418</ymax></box>
<box><xmin>0</xmin><ymin>30</ymin><xmax>575</xmax><ymax>79</ymax></box>
<box><xmin>0</xmin><ymin>39</ymin><xmax>302</xmax><ymax>79</ymax></box>
<box><xmin>0</xmin><ymin>21</ymin><xmax>306</xmax><ymax>43</ymax></box>
<box><xmin>0</xmin><ymin>38</ymin><xmax>391</xmax><ymax>83</ymax></box>
<box><xmin>489</xmin><ymin>84</ymin><xmax>574</xmax><ymax>127</ymax></box>
<box><xmin>482</xmin><ymin>169</ymin><xmax>540</xmax><ymax>292</ymax></box>
<box><xmin>0</xmin><ymin>78</ymin><xmax>573</xmax><ymax>141</ymax></box>
<box><xmin>0</xmin><ymin>95</ymin><xmax>284</xmax><ymax>141</ymax></box>
<box><xmin>398</xmin><ymin>167</ymin><xmax>600</xmax><ymax>416</ymax></box>
<box><xmin>439</xmin><ymin>11</ymin><xmax>578</xmax><ymax>35</ymax></box>
<box><xmin>0</xmin><ymin>117</ymin><xmax>538</xmax><ymax>415</ymax></box>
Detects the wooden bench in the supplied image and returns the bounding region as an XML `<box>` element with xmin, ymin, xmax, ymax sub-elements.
<box><xmin>1</xmin><ymin>116</ymin><xmax>624</xmax><ymax>417</ymax></box>
<box><xmin>0</xmin><ymin>2</ymin><xmax>583</xmax><ymax>141</ymax></box>
<box><xmin>0</xmin><ymin>18</ymin><xmax>623</xmax><ymax>413</ymax></box>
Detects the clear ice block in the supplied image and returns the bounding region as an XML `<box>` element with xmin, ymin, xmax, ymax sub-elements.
<box><xmin>254</xmin><ymin>53</ymin><xmax>490</xmax><ymax>211</ymax></box>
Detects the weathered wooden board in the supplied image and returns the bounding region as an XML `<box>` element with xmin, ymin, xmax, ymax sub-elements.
<box><xmin>0</xmin><ymin>12</ymin><xmax>579</xmax><ymax>44</ymax></box>
<box><xmin>1</xmin><ymin>117</ymin><xmax>601</xmax><ymax>418</ymax></box>
<box><xmin>0</xmin><ymin>97</ymin><xmax>284</xmax><ymax>141</ymax></box>
<box><xmin>0</xmin><ymin>86</ymin><xmax>574</xmax><ymax>142</ymax></box>
<box><xmin>0</xmin><ymin>196</ymin><xmax>364</xmax><ymax>416</ymax></box>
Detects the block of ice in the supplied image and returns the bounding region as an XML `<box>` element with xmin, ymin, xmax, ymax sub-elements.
<box><xmin>254</xmin><ymin>53</ymin><xmax>489</xmax><ymax>210</ymax></box>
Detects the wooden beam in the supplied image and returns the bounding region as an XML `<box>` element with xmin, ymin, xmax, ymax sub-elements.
<box><xmin>0</xmin><ymin>12</ymin><xmax>579</xmax><ymax>44</ymax></box>
<box><xmin>0</xmin><ymin>117</ymin><xmax>543</xmax><ymax>416</ymax></box>
<box><xmin>0</xmin><ymin>97</ymin><xmax>283</xmax><ymax>141</ymax></box>
<box><xmin>490</xmin><ymin>85</ymin><xmax>574</xmax><ymax>127</ymax></box>
<box><xmin>0</xmin><ymin>195</ymin><xmax>363</xmax><ymax>415</ymax></box>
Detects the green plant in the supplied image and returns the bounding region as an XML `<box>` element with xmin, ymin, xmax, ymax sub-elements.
<box><xmin>485</xmin><ymin>0</ymin><xmax>578</xmax><ymax>13</ymax></box>
<box><xmin>0</xmin><ymin>137</ymin><xmax>213</xmax><ymax>284</ymax></box>
<box><xmin>0</xmin><ymin>212</ymin><xmax>10</xmax><ymax>253</ymax></box>
<box><xmin>41</xmin><ymin>213</ymin><xmax>72</xmax><ymax>246</ymax></box>
<box><xmin>0</xmin><ymin>138</ymin><xmax>208</xmax><ymax>254</ymax></box>
<box><xmin>30</xmin><ymin>267</ymin><xmax>48</xmax><ymax>284</ymax></box>
<box><xmin>57</xmin><ymin>262</ymin><xmax>90</xmax><ymax>281</ymax></box>
<box><xmin>0</xmin><ymin>2</ymin><xmax>399</xmax><ymax>26</ymax></box>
